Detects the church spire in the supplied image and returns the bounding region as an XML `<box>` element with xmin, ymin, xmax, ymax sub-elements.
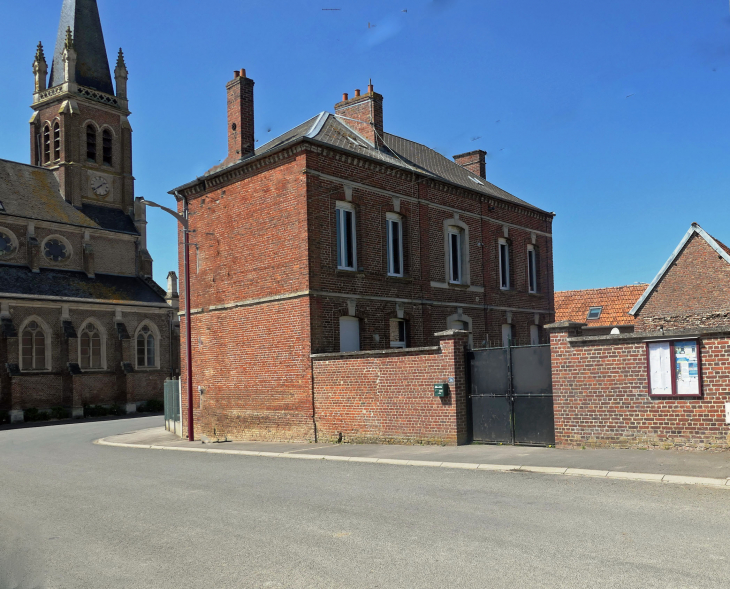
<box><xmin>48</xmin><ymin>0</ymin><xmax>114</xmax><ymax>94</ymax></box>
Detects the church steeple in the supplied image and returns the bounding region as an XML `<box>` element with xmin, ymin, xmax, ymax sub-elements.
<box><xmin>48</xmin><ymin>0</ymin><xmax>114</xmax><ymax>95</ymax></box>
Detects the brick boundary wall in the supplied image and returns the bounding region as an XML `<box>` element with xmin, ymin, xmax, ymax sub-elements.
<box><xmin>548</xmin><ymin>321</ymin><xmax>730</xmax><ymax>450</ymax></box>
<box><xmin>311</xmin><ymin>330</ymin><xmax>470</xmax><ymax>445</ymax></box>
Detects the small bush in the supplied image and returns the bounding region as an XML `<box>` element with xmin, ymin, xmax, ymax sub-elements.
<box><xmin>138</xmin><ymin>399</ymin><xmax>164</xmax><ymax>413</ymax></box>
<box><xmin>24</xmin><ymin>408</ymin><xmax>50</xmax><ymax>422</ymax></box>
<box><xmin>0</xmin><ymin>410</ymin><xmax>10</xmax><ymax>425</ymax></box>
<box><xmin>108</xmin><ymin>404</ymin><xmax>127</xmax><ymax>416</ymax></box>
<box><xmin>51</xmin><ymin>407</ymin><xmax>70</xmax><ymax>420</ymax></box>
<box><xmin>83</xmin><ymin>404</ymin><xmax>109</xmax><ymax>418</ymax></box>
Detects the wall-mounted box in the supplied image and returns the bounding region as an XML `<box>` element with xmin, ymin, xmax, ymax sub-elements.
<box><xmin>726</xmin><ymin>402</ymin><xmax>730</xmax><ymax>425</ymax></box>
<box><xmin>434</xmin><ymin>383</ymin><xmax>450</xmax><ymax>398</ymax></box>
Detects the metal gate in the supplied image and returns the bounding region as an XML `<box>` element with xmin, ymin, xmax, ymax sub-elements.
<box><xmin>468</xmin><ymin>344</ymin><xmax>555</xmax><ymax>446</ymax></box>
<box><xmin>164</xmin><ymin>379</ymin><xmax>182</xmax><ymax>437</ymax></box>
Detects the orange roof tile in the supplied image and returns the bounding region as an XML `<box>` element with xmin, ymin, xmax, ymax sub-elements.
<box><xmin>555</xmin><ymin>284</ymin><xmax>648</xmax><ymax>326</ymax></box>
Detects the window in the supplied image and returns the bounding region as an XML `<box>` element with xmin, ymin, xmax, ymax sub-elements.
<box><xmin>137</xmin><ymin>325</ymin><xmax>156</xmax><ymax>368</ymax></box>
<box><xmin>447</xmin><ymin>314</ymin><xmax>473</xmax><ymax>348</ymax></box>
<box><xmin>21</xmin><ymin>321</ymin><xmax>47</xmax><ymax>371</ymax></box>
<box><xmin>502</xmin><ymin>324</ymin><xmax>514</xmax><ymax>348</ymax></box>
<box><xmin>336</xmin><ymin>204</ymin><xmax>356</xmax><ymax>270</ymax></box>
<box><xmin>648</xmin><ymin>340</ymin><xmax>701</xmax><ymax>396</ymax></box>
<box><xmin>448</xmin><ymin>228</ymin><xmax>462</xmax><ymax>284</ymax></box>
<box><xmin>87</xmin><ymin>125</ymin><xmax>97</xmax><ymax>162</ymax></box>
<box><xmin>35</xmin><ymin>132</ymin><xmax>41</xmax><ymax>166</ymax></box>
<box><xmin>0</xmin><ymin>229</ymin><xmax>16</xmax><ymax>257</ymax></box>
<box><xmin>527</xmin><ymin>245</ymin><xmax>537</xmax><ymax>293</ymax></box>
<box><xmin>43</xmin><ymin>125</ymin><xmax>51</xmax><ymax>163</ymax></box>
<box><xmin>102</xmin><ymin>129</ymin><xmax>113</xmax><ymax>165</ymax></box>
<box><xmin>386</xmin><ymin>213</ymin><xmax>403</xmax><ymax>277</ymax></box>
<box><xmin>339</xmin><ymin>316</ymin><xmax>360</xmax><ymax>352</ymax></box>
<box><xmin>79</xmin><ymin>323</ymin><xmax>103</xmax><ymax>369</ymax></box>
<box><xmin>53</xmin><ymin>122</ymin><xmax>61</xmax><ymax>161</ymax></box>
<box><xmin>499</xmin><ymin>239</ymin><xmax>510</xmax><ymax>290</ymax></box>
<box><xmin>390</xmin><ymin>319</ymin><xmax>407</xmax><ymax>348</ymax></box>
<box><xmin>587</xmin><ymin>307</ymin><xmax>603</xmax><ymax>320</ymax></box>
<box><xmin>530</xmin><ymin>324</ymin><xmax>541</xmax><ymax>346</ymax></box>
<box><xmin>42</xmin><ymin>236</ymin><xmax>71</xmax><ymax>262</ymax></box>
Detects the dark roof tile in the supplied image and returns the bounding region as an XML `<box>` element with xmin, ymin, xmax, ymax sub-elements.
<box><xmin>0</xmin><ymin>266</ymin><xmax>166</xmax><ymax>304</ymax></box>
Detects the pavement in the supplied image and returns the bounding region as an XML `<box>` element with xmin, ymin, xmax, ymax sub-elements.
<box><xmin>2</xmin><ymin>416</ymin><xmax>730</xmax><ymax>589</ymax></box>
<box><xmin>100</xmin><ymin>426</ymin><xmax>730</xmax><ymax>487</ymax></box>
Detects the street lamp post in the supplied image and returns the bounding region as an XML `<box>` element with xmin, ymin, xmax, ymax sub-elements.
<box><xmin>139</xmin><ymin>196</ymin><xmax>195</xmax><ymax>442</ymax></box>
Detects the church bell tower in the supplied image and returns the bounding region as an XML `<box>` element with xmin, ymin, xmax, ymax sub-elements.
<box><xmin>29</xmin><ymin>0</ymin><xmax>134</xmax><ymax>218</ymax></box>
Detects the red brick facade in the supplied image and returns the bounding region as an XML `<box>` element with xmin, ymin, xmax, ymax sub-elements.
<box><xmin>550</xmin><ymin>327</ymin><xmax>730</xmax><ymax>449</ymax></box>
<box><xmin>174</xmin><ymin>73</ymin><xmax>554</xmax><ymax>443</ymax></box>
<box><xmin>548</xmin><ymin>224</ymin><xmax>730</xmax><ymax>449</ymax></box>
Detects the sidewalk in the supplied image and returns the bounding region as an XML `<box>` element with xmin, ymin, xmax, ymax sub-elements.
<box><xmin>97</xmin><ymin>427</ymin><xmax>730</xmax><ymax>488</ymax></box>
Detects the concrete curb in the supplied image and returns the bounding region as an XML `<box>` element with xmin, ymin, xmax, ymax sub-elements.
<box><xmin>94</xmin><ymin>438</ymin><xmax>730</xmax><ymax>489</ymax></box>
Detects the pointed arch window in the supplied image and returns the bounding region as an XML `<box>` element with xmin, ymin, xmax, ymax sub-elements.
<box><xmin>102</xmin><ymin>130</ymin><xmax>113</xmax><ymax>166</ymax></box>
<box><xmin>137</xmin><ymin>325</ymin><xmax>156</xmax><ymax>368</ymax></box>
<box><xmin>87</xmin><ymin>125</ymin><xmax>97</xmax><ymax>163</ymax></box>
<box><xmin>80</xmin><ymin>323</ymin><xmax>103</xmax><ymax>369</ymax></box>
<box><xmin>43</xmin><ymin>125</ymin><xmax>51</xmax><ymax>163</ymax></box>
<box><xmin>21</xmin><ymin>321</ymin><xmax>48</xmax><ymax>371</ymax></box>
<box><xmin>53</xmin><ymin>122</ymin><xmax>61</xmax><ymax>162</ymax></box>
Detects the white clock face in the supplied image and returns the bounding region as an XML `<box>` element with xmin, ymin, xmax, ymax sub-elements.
<box><xmin>91</xmin><ymin>176</ymin><xmax>110</xmax><ymax>197</ymax></box>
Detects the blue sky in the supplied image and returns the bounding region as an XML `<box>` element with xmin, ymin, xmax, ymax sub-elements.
<box><xmin>1</xmin><ymin>0</ymin><xmax>729</xmax><ymax>291</ymax></box>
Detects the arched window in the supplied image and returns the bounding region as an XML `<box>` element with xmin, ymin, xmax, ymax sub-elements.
<box><xmin>102</xmin><ymin>129</ymin><xmax>112</xmax><ymax>166</ymax></box>
<box><xmin>53</xmin><ymin>122</ymin><xmax>61</xmax><ymax>161</ymax></box>
<box><xmin>43</xmin><ymin>125</ymin><xmax>51</xmax><ymax>163</ymax></box>
<box><xmin>79</xmin><ymin>323</ymin><xmax>103</xmax><ymax>369</ymax></box>
<box><xmin>21</xmin><ymin>321</ymin><xmax>48</xmax><ymax>371</ymax></box>
<box><xmin>86</xmin><ymin>125</ymin><xmax>97</xmax><ymax>162</ymax></box>
<box><xmin>137</xmin><ymin>325</ymin><xmax>156</xmax><ymax>368</ymax></box>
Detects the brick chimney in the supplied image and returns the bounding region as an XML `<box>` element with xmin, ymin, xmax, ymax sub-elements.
<box><xmin>334</xmin><ymin>80</ymin><xmax>384</xmax><ymax>147</ymax></box>
<box><xmin>453</xmin><ymin>150</ymin><xmax>487</xmax><ymax>179</ymax></box>
<box><xmin>226</xmin><ymin>69</ymin><xmax>255</xmax><ymax>162</ymax></box>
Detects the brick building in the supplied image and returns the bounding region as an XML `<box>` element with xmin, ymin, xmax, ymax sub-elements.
<box><xmin>0</xmin><ymin>0</ymin><xmax>178</xmax><ymax>423</ymax></box>
<box><xmin>171</xmin><ymin>70</ymin><xmax>555</xmax><ymax>442</ymax></box>
<box><xmin>548</xmin><ymin>223</ymin><xmax>730</xmax><ymax>449</ymax></box>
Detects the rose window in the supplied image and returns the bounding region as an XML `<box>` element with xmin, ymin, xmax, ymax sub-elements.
<box><xmin>44</xmin><ymin>239</ymin><xmax>68</xmax><ymax>262</ymax></box>
<box><xmin>0</xmin><ymin>232</ymin><xmax>14</xmax><ymax>256</ymax></box>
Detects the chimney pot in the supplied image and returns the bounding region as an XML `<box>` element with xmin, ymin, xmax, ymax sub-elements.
<box><xmin>354</xmin><ymin>89</ymin><xmax>361</xmax><ymax>97</ymax></box>
<box><xmin>240</xmin><ymin>69</ymin><xmax>246</xmax><ymax>78</ymax></box>
<box><xmin>343</xmin><ymin>93</ymin><xmax>349</xmax><ymax>101</ymax></box>
<box><xmin>368</xmin><ymin>80</ymin><xmax>374</xmax><ymax>93</ymax></box>
<box><xmin>234</xmin><ymin>70</ymin><xmax>240</xmax><ymax>78</ymax></box>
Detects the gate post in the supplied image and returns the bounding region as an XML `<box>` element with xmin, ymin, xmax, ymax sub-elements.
<box><xmin>435</xmin><ymin>329</ymin><xmax>470</xmax><ymax>445</ymax></box>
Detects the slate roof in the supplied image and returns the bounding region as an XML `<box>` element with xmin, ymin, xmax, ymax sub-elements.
<box><xmin>0</xmin><ymin>159</ymin><xmax>96</xmax><ymax>227</ymax></box>
<box><xmin>48</xmin><ymin>0</ymin><xmax>115</xmax><ymax>95</ymax></box>
<box><xmin>81</xmin><ymin>203</ymin><xmax>138</xmax><ymax>234</ymax></box>
<box><xmin>193</xmin><ymin>113</ymin><xmax>546</xmax><ymax>213</ymax></box>
<box><xmin>555</xmin><ymin>284</ymin><xmax>648</xmax><ymax>327</ymax></box>
<box><xmin>0</xmin><ymin>266</ymin><xmax>167</xmax><ymax>304</ymax></box>
<box><xmin>0</xmin><ymin>159</ymin><xmax>137</xmax><ymax>234</ymax></box>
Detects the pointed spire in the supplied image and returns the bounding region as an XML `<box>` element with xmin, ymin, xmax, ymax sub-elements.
<box><xmin>48</xmin><ymin>0</ymin><xmax>114</xmax><ymax>95</ymax></box>
<box><xmin>115</xmin><ymin>48</ymin><xmax>127</xmax><ymax>72</ymax></box>
<box><xmin>64</xmin><ymin>26</ymin><xmax>74</xmax><ymax>51</ymax></box>
<box><xmin>33</xmin><ymin>42</ymin><xmax>48</xmax><ymax>93</ymax></box>
<box><xmin>35</xmin><ymin>42</ymin><xmax>47</xmax><ymax>65</ymax></box>
<box><xmin>114</xmin><ymin>48</ymin><xmax>128</xmax><ymax>100</ymax></box>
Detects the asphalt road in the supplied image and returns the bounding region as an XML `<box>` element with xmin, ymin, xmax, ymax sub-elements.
<box><xmin>1</xmin><ymin>417</ymin><xmax>729</xmax><ymax>589</ymax></box>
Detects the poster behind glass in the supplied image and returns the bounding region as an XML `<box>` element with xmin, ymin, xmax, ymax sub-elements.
<box><xmin>674</xmin><ymin>341</ymin><xmax>700</xmax><ymax>396</ymax></box>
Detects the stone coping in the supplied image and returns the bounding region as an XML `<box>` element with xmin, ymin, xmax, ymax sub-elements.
<box><xmin>546</xmin><ymin>322</ymin><xmax>730</xmax><ymax>345</ymax></box>
<box><xmin>312</xmin><ymin>346</ymin><xmax>440</xmax><ymax>360</ymax></box>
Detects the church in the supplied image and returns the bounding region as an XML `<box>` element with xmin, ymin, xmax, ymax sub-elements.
<box><xmin>0</xmin><ymin>0</ymin><xmax>178</xmax><ymax>423</ymax></box>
